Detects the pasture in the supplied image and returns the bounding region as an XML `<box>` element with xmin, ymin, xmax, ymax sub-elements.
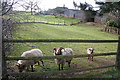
<box><xmin>7</xmin><ymin>15</ymin><xmax>119</xmax><ymax>78</ymax></box>
<box><xmin>4</xmin><ymin>12</ymin><xmax>80</xmax><ymax>25</ymax></box>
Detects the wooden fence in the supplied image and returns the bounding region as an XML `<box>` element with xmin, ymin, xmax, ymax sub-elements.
<box><xmin>103</xmin><ymin>26</ymin><xmax>120</xmax><ymax>34</ymax></box>
<box><xmin>1</xmin><ymin>38</ymin><xmax>120</xmax><ymax>79</ymax></box>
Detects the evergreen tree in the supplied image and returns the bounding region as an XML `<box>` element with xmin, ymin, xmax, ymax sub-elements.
<box><xmin>96</xmin><ymin>2</ymin><xmax>120</xmax><ymax>27</ymax></box>
<box><xmin>73</xmin><ymin>1</ymin><xmax>77</xmax><ymax>9</ymax></box>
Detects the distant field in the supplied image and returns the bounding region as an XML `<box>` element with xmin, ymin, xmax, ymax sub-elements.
<box><xmin>4</xmin><ymin>12</ymin><xmax>80</xmax><ymax>25</ymax></box>
<box><xmin>7</xmin><ymin>13</ymin><xmax>119</xmax><ymax>78</ymax></box>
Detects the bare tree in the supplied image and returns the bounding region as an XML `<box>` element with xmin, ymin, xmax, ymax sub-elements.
<box><xmin>21</xmin><ymin>1</ymin><xmax>40</xmax><ymax>15</ymax></box>
<box><xmin>1</xmin><ymin>0</ymin><xmax>18</xmax><ymax>16</ymax></box>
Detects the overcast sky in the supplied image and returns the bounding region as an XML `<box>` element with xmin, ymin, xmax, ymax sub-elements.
<box><xmin>13</xmin><ymin>0</ymin><xmax>101</xmax><ymax>11</ymax></box>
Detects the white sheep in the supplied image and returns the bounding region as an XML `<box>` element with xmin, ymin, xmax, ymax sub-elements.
<box><xmin>53</xmin><ymin>47</ymin><xmax>73</xmax><ymax>70</ymax></box>
<box><xmin>16</xmin><ymin>49</ymin><xmax>44</xmax><ymax>72</ymax></box>
<box><xmin>87</xmin><ymin>48</ymin><xmax>95</xmax><ymax>61</ymax></box>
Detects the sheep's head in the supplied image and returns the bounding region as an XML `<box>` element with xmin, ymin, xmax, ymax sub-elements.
<box><xmin>88</xmin><ymin>48</ymin><xmax>94</xmax><ymax>54</ymax></box>
<box><xmin>53</xmin><ymin>47</ymin><xmax>64</xmax><ymax>55</ymax></box>
<box><xmin>16</xmin><ymin>63</ymin><xmax>26</xmax><ymax>72</ymax></box>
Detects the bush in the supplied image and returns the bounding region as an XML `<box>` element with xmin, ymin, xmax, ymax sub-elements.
<box><xmin>106</xmin><ymin>19</ymin><xmax>118</xmax><ymax>27</ymax></box>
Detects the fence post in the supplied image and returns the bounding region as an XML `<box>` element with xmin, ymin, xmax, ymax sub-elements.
<box><xmin>116</xmin><ymin>36</ymin><xmax>120</xmax><ymax>71</ymax></box>
<box><xmin>0</xmin><ymin>4</ymin><xmax>2</xmax><ymax>79</ymax></box>
<box><xmin>64</xmin><ymin>20</ymin><xmax>65</xmax><ymax>25</ymax></box>
<box><xmin>0</xmin><ymin>8</ymin><xmax>7</xmax><ymax>80</ymax></box>
<box><xmin>2</xmin><ymin>41</ymin><xmax>7</xmax><ymax>79</ymax></box>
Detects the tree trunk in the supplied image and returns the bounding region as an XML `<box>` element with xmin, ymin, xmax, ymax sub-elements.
<box><xmin>118</xmin><ymin>18</ymin><xmax>120</xmax><ymax>27</ymax></box>
<box><xmin>116</xmin><ymin>36</ymin><xmax>120</xmax><ymax>71</ymax></box>
<box><xmin>31</xmin><ymin>8</ymin><xmax>33</xmax><ymax>15</ymax></box>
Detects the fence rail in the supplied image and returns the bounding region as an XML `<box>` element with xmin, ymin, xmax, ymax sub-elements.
<box><xmin>6</xmin><ymin>52</ymin><xmax>117</xmax><ymax>60</ymax></box>
<box><xmin>3</xmin><ymin>39</ymin><xmax>119</xmax><ymax>43</ymax></box>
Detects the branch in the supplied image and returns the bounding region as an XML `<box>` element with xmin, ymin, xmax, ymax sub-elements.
<box><xmin>2</xmin><ymin>0</ymin><xmax>18</xmax><ymax>16</ymax></box>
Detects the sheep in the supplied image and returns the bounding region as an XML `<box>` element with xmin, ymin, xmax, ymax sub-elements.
<box><xmin>16</xmin><ymin>49</ymin><xmax>44</xmax><ymax>72</ymax></box>
<box><xmin>53</xmin><ymin>47</ymin><xmax>73</xmax><ymax>70</ymax></box>
<box><xmin>87</xmin><ymin>48</ymin><xmax>95</xmax><ymax>61</ymax></box>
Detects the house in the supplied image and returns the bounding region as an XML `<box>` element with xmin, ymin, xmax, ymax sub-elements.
<box><xmin>64</xmin><ymin>9</ymin><xmax>86</xmax><ymax>20</ymax></box>
<box><xmin>46</xmin><ymin>7</ymin><xmax>68</xmax><ymax>16</ymax></box>
<box><xmin>45</xmin><ymin>9</ymin><xmax>57</xmax><ymax>15</ymax></box>
<box><xmin>64</xmin><ymin>9</ymin><xmax>96</xmax><ymax>22</ymax></box>
<box><xmin>45</xmin><ymin>7</ymin><xmax>96</xmax><ymax>22</ymax></box>
<box><xmin>94</xmin><ymin>15</ymin><xmax>101</xmax><ymax>23</ymax></box>
<box><xmin>46</xmin><ymin>7</ymin><xmax>86</xmax><ymax>20</ymax></box>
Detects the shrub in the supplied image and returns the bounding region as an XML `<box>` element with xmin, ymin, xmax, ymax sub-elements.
<box><xmin>106</xmin><ymin>19</ymin><xmax>118</xmax><ymax>27</ymax></box>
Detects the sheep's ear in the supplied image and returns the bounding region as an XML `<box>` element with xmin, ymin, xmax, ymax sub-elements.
<box><xmin>53</xmin><ymin>47</ymin><xmax>57</xmax><ymax>51</ymax></box>
<box><xmin>59</xmin><ymin>47</ymin><xmax>64</xmax><ymax>55</ymax></box>
<box><xmin>53</xmin><ymin>47</ymin><xmax>57</xmax><ymax>53</ymax></box>
<box><xmin>89</xmin><ymin>48</ymin><xmax>91</xmax><ymax>51</ymax></box>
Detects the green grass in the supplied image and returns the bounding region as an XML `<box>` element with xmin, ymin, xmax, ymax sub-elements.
<box><xmin>4</xmin><ymin>12</ymin><xmax>80</xmax><ymax>25</ymax></box>
<box><xmin>12</xmin><ymin>23</ymin><xmax>118</xmax><ymax>40</ymax></box>
<box><xmin>7</xmin><ymin>14</ymin><xmax>120</xmax><ymax>78</ymax></box>
<box><xmin>11</xmin><ymin>23</ymin><xmax>118</xmax><ymax>56</ymax></box>
<box><xmin>94</xmin><ymin>68</ymin><xmax>120</xmax><ymax>78</ymax></box>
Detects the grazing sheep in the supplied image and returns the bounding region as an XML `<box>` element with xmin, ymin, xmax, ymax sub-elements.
<box><xmin>16</xmin><ymin>49</ymin><xmax>44</xmax><ymax>72</ymax></box>
<box><xmin>87</xmin><ymin>48</ymin><xmax>95</xmax><ymax>61</ymax></box>
<box><xmin>53</xmin><ymin>47</ymin><xmax>73</xmax><ymax>70</ymax></box>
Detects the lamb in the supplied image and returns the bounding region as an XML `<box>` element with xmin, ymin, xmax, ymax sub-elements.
<box><xmin>87</xmin><ymin>48</ymin><xmax>95</xmax><ymax>61</ymax></box>
<box><xmin>53</xmin><ymin>47</ymin><xmax>73</xmax><ymax>70</ymax></box>
<box><xmin>16</xmin><ymin>49</ymin><xmax>44</xmax><ymax>72</ymax></box>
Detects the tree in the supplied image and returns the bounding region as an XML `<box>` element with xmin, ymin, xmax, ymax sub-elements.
<box><xmin>73</xmin><ymin>1</ymin><xmax>77</xmax><ymax>9</ymax></box>
<box><xmin>77</xmin><ymin>2</ymin><xmax>96</xmax><ymax>22</ymax></box>
<box><xmin>63</xmin><ymin>4</ymin><xmax>66</xmax><ymax>9</ymax></box>
<box><xmin>78</xmin><ymin>2</ymin><xmax>87</xmax><ymax>10</ymax></box>
<box><xmin>1</xmin><ymin>0</ymin><xmax>18</xmax><ymax>16</ymax></box>
<box><xmin>96</xmin><ymin>2</ymin><xmax>120</xmax><ymax>27</ymax></box>
<box><xmin>21</xmin><ymin>1</ymin><xmax>40</xmax><ymax>15</ymax></box>
<box><xmin>77</xmin><ymin>2</ymin><xmax>93</xmax><ymax>11</ymax></box>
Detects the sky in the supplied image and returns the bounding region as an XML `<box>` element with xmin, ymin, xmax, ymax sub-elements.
<box><xmin>13</xmin><ymin>0</ymin><xmax>100</xmax><ymax>11</ymax></box>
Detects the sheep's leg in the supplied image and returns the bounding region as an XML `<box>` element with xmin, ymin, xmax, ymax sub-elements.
<box><xmin>92</xmin><ymin>56</ymin><xmax>93</xmax><ymax>61</ymax></box>
<box><xmin>26</xmin><ymin>66</ymin><xmax>30</xmax><ymax>71</ymax></box>
<box><xmin>88</xmin><ymin>57</ymin><xmax>90</xmax><ymax>60</ymax></box>
<box><xmin>41</xmin><ymin>60</ymin><xmax>44</xmax><ymax>66</ymax></box>
<box><xmin>38</xmin><ymin>61</ymin><xmax>40</xmax><ymax>65</ymax></box>
<box><xmin>59</xmin><ymin>64</ymin><xmax>60</xmax><ymax>71</ymax></box>
<box><xmin>61</xmin><ymin>64</ymin><xmax>64</xmax><ymax>70</ymax></box>
<box><xmin>31</xmin><ymin>65</ymin><xmax>34</xmax><ymax>72</ymax></box>
<box><xmin>68</xmin><ymin>61</ymin><xmax>71</xmax><ymax>67</ymax></box>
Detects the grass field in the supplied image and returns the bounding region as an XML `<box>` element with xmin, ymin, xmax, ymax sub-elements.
<box><xmin>4</xmin><ymin>12</ymin><xmax>80</xmax><ymax>25</ymax></box>
<box><xmin>7</xmin><ymin>14</ymin><xmax>120</xmax><ymax>78</ymax></box>
<box><xmin>11</xmin><ymin>23</ymin><xmax>118</xmax><ymax>56</ymax></box>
